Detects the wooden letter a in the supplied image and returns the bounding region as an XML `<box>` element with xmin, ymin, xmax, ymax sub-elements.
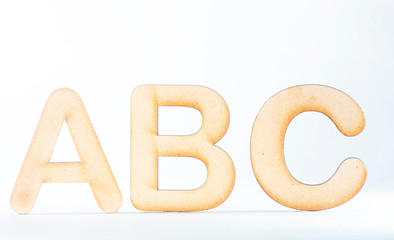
<box><xmin>10</xmin><ymin>89</ymin><xmax>122</xmax><ymax>213</ymax></box>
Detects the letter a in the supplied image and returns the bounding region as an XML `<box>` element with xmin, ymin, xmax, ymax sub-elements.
<box><xmin>131</xmin><ymin>85</ymin><xmax>235</xmax><ymax>211</ymax></box>
<box><xmin>250</xmin><ymin>85</ymin><xmax>367</xmax><ymax>210</ymax></box>
<box><xmin>10</xmin><ymin>89</ymin><xmax>122</xmax><ymax>213</ymax></box>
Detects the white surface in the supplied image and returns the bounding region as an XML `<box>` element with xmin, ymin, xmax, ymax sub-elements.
<box><xmin>2</xmin><ymin>194</ymin><xmax>394</xmax><ymax>240</ymax></box>
<box><xmin>0</xmin><ymin>0</ymin><xmax>394</xmax><ymax>239</ymax></box>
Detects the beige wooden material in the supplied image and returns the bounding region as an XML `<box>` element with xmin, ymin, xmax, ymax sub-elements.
<box><xmin>10</xmin><ymin>89</ymin><xmax>122</xmax><ymax>213</ymax></box>
<box><xmin>131</xmin><ymin>85</ymin><xmax>235</xmax><ymax>211</ymax></box>
<box><xmin>250</xmin><ymin>85</ymin><xmax>366</xmax><ymax>210</ymax></box>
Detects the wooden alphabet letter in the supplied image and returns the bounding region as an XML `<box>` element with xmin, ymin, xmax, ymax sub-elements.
<box><xmin>130</xmin><ymin>85</ymin><xmax>235</xmax><ymax>211</ymax></box>
<box><xmin>250</xmin><ymin>85</ymin><xmax>367</xmax><ymax>210</ymax></box>
<box><xmin>10</xmin><ymin>89</ymin><xmax>122</xmax><ymax>213</ymax></box>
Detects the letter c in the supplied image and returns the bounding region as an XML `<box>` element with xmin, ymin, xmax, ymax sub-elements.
<box><xmin>250</xmin><ymin>85</ymin><xmax>367</xmax><ymax>210</ymax></box>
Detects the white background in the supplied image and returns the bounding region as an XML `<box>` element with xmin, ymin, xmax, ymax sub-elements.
<box><xmin>0</xmin><ymin>0</ymin><xmax>393</xmax><ymax>239</ymax></box>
